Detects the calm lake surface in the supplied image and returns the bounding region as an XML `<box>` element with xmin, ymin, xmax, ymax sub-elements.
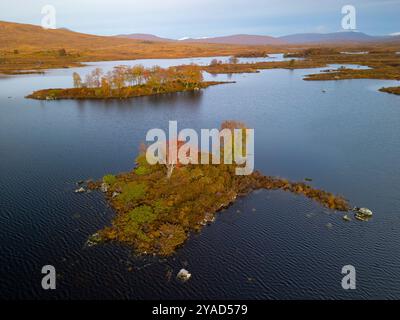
<box><xmin>0</xmin><ymin>54</ymin><xmax>399</xmax><ymax>299</ymax></box>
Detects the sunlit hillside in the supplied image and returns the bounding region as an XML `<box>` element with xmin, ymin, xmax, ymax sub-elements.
<box><xmin>0</xmin><ymin>21</ymin><xmax>280</xmax><ymax>74</ymax></box>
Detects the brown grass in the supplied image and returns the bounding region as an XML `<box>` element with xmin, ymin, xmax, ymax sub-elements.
<box><xmin>301</xmin><ymin>50</ymin><xmax>400</xmax><ymax>81</ymax></box>
<box><xmin>0</xmin><ymin>20</ymin><xmax>284</xmax><ymax>74</ymax></box>
<box><xmin>203</xmin><ymin>60</ymin><xmax>327</xmax><ymax>74</ymax></box>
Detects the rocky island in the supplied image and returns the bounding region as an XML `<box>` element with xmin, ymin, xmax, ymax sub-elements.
<box><xmin>85</xmin><ymin>122</ymin><xmax>350</xmax><ymax>256</ymax></box>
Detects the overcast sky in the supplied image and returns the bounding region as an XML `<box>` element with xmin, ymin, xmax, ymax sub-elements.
<box><xmin>0</xmin><ymin>0</ymin><xmax>399</xmax><ymax>38</ymax></box>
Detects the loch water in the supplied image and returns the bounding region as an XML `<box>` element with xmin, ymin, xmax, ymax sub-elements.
<box><xmin>0</xmin><ymin>55</ymin><xmax>399</xmax><ymax>299</ymax></box>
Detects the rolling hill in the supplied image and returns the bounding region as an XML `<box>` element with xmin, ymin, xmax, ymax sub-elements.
<box><xmin>180</xmin><ymin>34</ymin><xmax>285</xmax><ymax>45</ymax></box>
<box><xmin>0</xmin><ymin>20</ymin><xmax>281</xmax><ymax>74</ymax></box>
<box><xmin>0</xmin><ymin>20</ymin><xmax>134</xmax><ymax>50</ymax></box>
<box><xmin>116</xmin><ymin>31</ymin><xmax>400</xmax><ymax>45</ymax></box>
<box><xmin>116</xmin><ymin>33</ymin><xmax>174</xmax><ymax>42</ymax></box>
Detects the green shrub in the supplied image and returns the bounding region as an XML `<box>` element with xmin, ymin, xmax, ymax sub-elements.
<box><xmin>119</xmin><ymin>182</ymin><xmax>147</xmax><ymax>204</ymax></box>
<box><xmin>135</xmin><ymin>154</ymin><xmax>148</xmax><ymax>167</ymax></box>
<box><xmin>128</xmin><ymin>205</ymin><xmax>156</xmax><ymax>224</ymax></box>
<box><xmin>58</xmin><ymin>48</ymin><xmax>67</xmax><ymax>56</ymax></box>
<box><xmin>135</xmin><ymin>166</ymin><xmax>150</xmax><ymax>175</ymax></box>
<box><xmin>123</xmin><ymin>205</ymin><xmax>156</xmax><ymax>240</ymax></box>
<box><xmin>103</xmin><ymin>174</ymin><xmax>117</xmax><ymax>185</ymax></box>
<box><xmin>153</xmin><ymin>199</ymin><xmax>170</xmax><ymax>215</ymax></box>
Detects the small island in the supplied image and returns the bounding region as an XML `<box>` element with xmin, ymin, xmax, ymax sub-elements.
<box><xmin>26</xmin><ymin>64</ymin><xmax>232</xmax><ymax>100</ymax></box>
<box><xmin>203</xmin><ymin>58</ymin><xmax>326</xmax><ymax>74</ymax></box>
<box><xmin>202</xmin><ymin>49</ymin><xmax>400</xmax><ymax>97</ymax></box>
<box><xmin>379</xmin><ymin>86</ymin><xmax>400</xmax><ymax>95</ymax></box>
<box><xmin>86</xmin><ymin>121</ymin><xmax>350</xmax><ymax>256</ymax></box>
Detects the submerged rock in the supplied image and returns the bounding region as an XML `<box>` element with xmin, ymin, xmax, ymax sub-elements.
<box><xmin>86</xmin><ymin>232</ymin><xmax>102</xmax><ymax>247</ymax></box>
<box><xmin>354</xmin><ymin>207</ymin><xmax>373</xmax><ymax>216</ymax></box>
<box><xmin>353</xmin><ymin>207</ymin><xmax>373</xmax><ymax>221</ymax></box>
<box><xmin>343</xmin><ymin>214</ymin><xmax>351</xmax><ymax>222</ymax></box>
<box><xmin>74</xmin><ymin>187</ymin><xmax>85</xmax><ymax>193</ymax></box>
<box><xmin>72</xmin><ymin>213</ymin><xmax>81</xmax><ymax>219</ymax></box>
<box><xmin>177</xmin><ymin>268</ymin><xmax>191</xmax><ymax>281</ymax></box>
<box><xmin>355</xmin><ymin>215</ymin><xmax>370</xmax><ymax>222</ymax></box>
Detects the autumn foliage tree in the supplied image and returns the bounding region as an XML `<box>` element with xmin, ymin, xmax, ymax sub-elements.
<box><xmin>71</xmin><ymin>64</ymin><xmax>204</xmax><ymax>98</ymax></box>
<box><xmin>220</xmin><ymin>120</ymin><xmax>248</xmax><ymax>160</ymax></box>
<box><xmin>210</xmin><ymin>59</ymin><xmax>222</xmax><ymax>66</ymax></box>
<box><xmin>228</xmin><ymin>56</ymin><xmax>239</xmax><ymax>64</ymax></box>
<box><xmin>160</xmin><ymin>140</ymin><xmax>190</xmax><ymax>179</ymax></box>
<box><xmin>100</xmin><ymin>77</ymin><xmax>111</xmax><ymax>97</ymax></box>
<box><xmin>72</xmin><ymin>72</ymin><xmax>82</xmax><ymax>88</ymax></box>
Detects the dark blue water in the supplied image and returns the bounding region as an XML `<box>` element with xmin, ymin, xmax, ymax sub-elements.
<box><xmin>0</xmin><ymin>56</ymin><xmax>399</xmax><ymax>299</ymax></box>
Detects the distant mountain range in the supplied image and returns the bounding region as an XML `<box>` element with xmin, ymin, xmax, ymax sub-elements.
<box><xmin>179</xmin><ymin>34</ymin><xmax>285</xmax><ymax>45</ymax></box>
<box><xmin>117</xmin><ymin>31</ymin><xmax>400</xmax><ymax>45</ymax></box>
<box><xmin>116</xmin><ymin>33</ymin><xmax>174</xmax><ymax>42</ymax></box>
